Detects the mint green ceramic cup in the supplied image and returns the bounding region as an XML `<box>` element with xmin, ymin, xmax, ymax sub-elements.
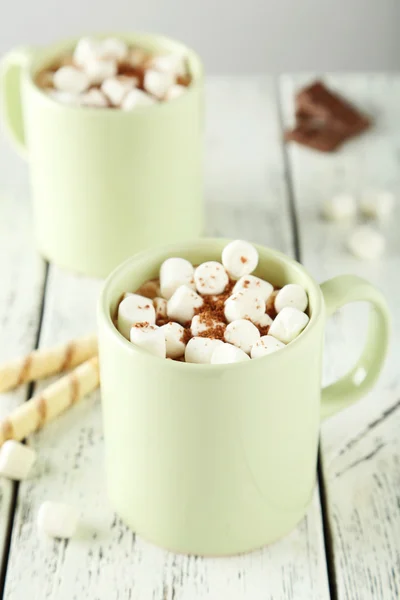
<box><xmin>0</xmin><ymin>34</ymin><xmax>203</xmax><ymax>277</ymax></box>
<box><xmin>98</xmin><ymin>239</ymin><xmax>390</xmax><ymax>556</ymax></box>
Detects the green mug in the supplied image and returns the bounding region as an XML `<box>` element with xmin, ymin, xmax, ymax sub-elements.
<box><xmin>0</xmin><ymin>34</ymin><xmax>203</xmax><ymax>277</ymax></box>
<box><xmin>97</xmin><ymin>239</ymin><xmax>390</xmax><ymax>556</ymax></box>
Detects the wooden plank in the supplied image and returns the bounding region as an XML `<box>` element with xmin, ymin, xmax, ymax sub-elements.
<box><xmin>3</xmin><ymin>76</ymin><xmax>329</xmax><ymax>600</ymax></box>
<box><xmin>0</xmin><ymin>135</ymin><xmax>47</xmax><ymax>571</ymax></box>
<box><xmin>279</xmin><ymin>73</ymin><xmax>400</xmax><ymax>600</ymax></box>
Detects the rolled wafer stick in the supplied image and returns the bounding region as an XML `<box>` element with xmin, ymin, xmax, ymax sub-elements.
<box><xmin>0</xmin><ymin>356</ymin><xmax>99</xmax><ymax>445</ymax></box>
<box><xmin>0</xmin><ymin>334</ymin><xmax>97</xmax><ymax>394</ymax></box>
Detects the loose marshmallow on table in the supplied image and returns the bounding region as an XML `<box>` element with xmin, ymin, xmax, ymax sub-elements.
<box><xmin>53</xmin><ymin>66</ymin><xmax>90</xmax><ymax>94</ymax></box>
<box><xmin>130</xmin><ymin>324</ymin><xmax>166</xmax><ymax>358</ymax></box>
<box><xmin>224</xmin><ymin>319</ymin><xmax>260</xmax><ymax>354</ymax></box>
<box><xmin>37</xmin><ymin>501</ymin><xmax>79</xmax><ymax>539</ymax></box>
<box><xmin>144</xmin><ymin>69</ymin><xmax>175</xmax><ymax>99</ymax></box>
<box><xmin>191</xmin><ymin>314</ymin><xmax>225</xmax><ymax>337</ymax></box>
<box><xmin>160</xmin><ymin>257</ymin><xmax>195</xmax><ymax>299</ymax></box>
<box><xmin>101</xmin><ymin>76</ymin><xmax>138</xmax><ymax>106</ymax></box>
<box><xmin>347</xmin><ymin>225</ymin><xmax>385</xmax><ymax>260</ymax></box>
<box><xmin>117</xmin><ymin>294</ymin><xmax>156</xmax><ymax>339</ymax></box>
<box><xmin>251</xmin><ymin>335</ymin><xmax>285</xmax><ymax>359</ymax></box>
<box><xmin>80</xmin><ymin>88</ymin><xmax>108</xmax><ymax>108</ymax></box>
<box><xmin>161</xmin><ymin>321</ymin><xmax>186</xmax><ymax>358</ymax></box>
<box><xmin>269</xmin><ymin>307</ymin><xmax>309</xmax><ymax>344</ymax></box>
<box><xmin>224</xmin><ymin>290</ymin><xmax>265</xmax><ymax>324</ymax></box>
<box><xmin>274</xmin><ymin>284</ymin><xmax>308</xmax><ymax>313</ymax></box>
<box><xmin>167</xmin><ymin>285</ymin><xmax>203</xmax><ymax>325</ymax></box>
<box><xmin>153</xmin><ymin>297</ymin><xmax>167</xmax><ymax>320</ymax></box>
<box><xmin>165</xmin><ymin>85</ymin><xmax>186</xmax><ymax>101</ymax></box>
<box><xmin>222</xmin><ymin>240</ymin><xmax>259</xmax><ymax>279</ymax></box>
<box><xmin>194</xmin><ymin>261</ymin><xmax>229</xmax><ymax>295</ymax></box>
<box><xmin>0</xmin><ymin>440</ymin><xmax>37</xmax><ymax>480</ymax></box>
<box><xmin>360</xmin><ymin>190</ymin><xmax>395</xmax><ymax>220</ymax></box>
<box><xmin>323</xmin><ymin>193</ymin><xmax>357</xmax><ymax>221</ymax></box>
<box><xmin>84</xmin><ymin>58</ymin><xmax>117</xmax><ymax>85</ymax></box>
<box><xmin>185</xmin><ymin>337</ymin><xmax>223</xmax><ymax>364</ymax></box>
<box><xmin>233</xmin><ymin>274</ymin><xmax>273</xmax><ymax>303</ymax></box>
<box><xmin>211</xmin><ymin>343</ymin><xmax>250</xmax><ymax>364</ymax></box>
<box><xmin>122</xmin><ymin>88</ymin><xmax>157</xmax><ymax>109</ymax></box>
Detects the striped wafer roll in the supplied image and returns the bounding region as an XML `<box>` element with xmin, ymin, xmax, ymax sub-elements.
<box><xmin>0</xmin><ymin>334</ymin><xmax>97</xmax><ymax>394</ymax></box>
<box><xmin>0</xmin><ymin>357</ymin><xmax>100</xmax><ymax>445</ymax></box>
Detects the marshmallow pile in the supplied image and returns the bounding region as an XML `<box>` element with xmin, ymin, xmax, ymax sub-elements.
<box><xmin>36</xmin><ymin>37</ymin><xmax>191</xmax><ymax>109</ymax></box>
<box><xmin>116</xmin><ymin>240</ymin><xmax>310</xmax><ymax>364</ymax></box>
<box><xmin>323</xmin><ymin>190</ymin><xmax>395</xmax><ymax>260</ymax></box>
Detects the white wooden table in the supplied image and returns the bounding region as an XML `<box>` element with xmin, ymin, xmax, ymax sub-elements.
<box><xmin>0</xmin><ymin>74</ymin><xmax>399</xmax><ymax>600</ymax></box>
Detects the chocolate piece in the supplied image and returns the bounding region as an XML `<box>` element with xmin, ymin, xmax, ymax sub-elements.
<box><xmin>285</xmin><ymin>123</ymin><xmax>347</xmax><ymax>153</ymax></box>
<box><xmin>295</xmin><ymin>80</ymin><xmax>371</xmax><ymax>135</ymax></box>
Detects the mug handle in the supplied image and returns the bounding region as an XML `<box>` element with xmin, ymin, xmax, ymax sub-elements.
<box><xmin>320</xmin><ymin>274</ymin><xmax>390</xmax><ymax>420</ymax></box>
<box><xmin>0</xmin><ymin>47</ymin><xmax>34</xmax><ymax>158</ymax></box>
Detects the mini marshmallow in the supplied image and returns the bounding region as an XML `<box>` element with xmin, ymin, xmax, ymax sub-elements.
<box><xmin>151</xmin><ymin>53</ymin><xmax>186</xmax><ymax>76</ymax></box>
<box><xmin>160</xmin><ymin>257</ymin><xmax>195</xmax><ymax>300</ymax></box>
<box><xmin>194</xmin><ymin>261</ymin><xmax>229</xmax><ymax>295</ymax></box>
<box><xmin>190</xmin><ymin>314</ymin><xmax>225</xmax><ymax>337</ymax></box>
<box><xmin>122</xmin><ymin>88</ymin><xmax>157</xmax><ymax>109</ymax></box>
<box><xmin>160</xmin><ymin>321</ymin><xmax>186</xmax><ymax>358</ymax></box>
<box><xmin>269</xmin><ymin>307</ymin><xmax>309</xmax><ymax>344</ymax></box>
<box><xmin>257</xmin><ymin>313</ymin><xmax>273</xmax><ymax>328</ymax></box>
<box><xmin>99</xmin><ymin>38</ymin><xmax>129</xmax><ymax>62</ymax></box>
<box><xmin>347</xmin><ymin>225</ymin><xmax>385</xmax><ymax>260</ymax></box>
<box><xmin>53</xmin><ymin>66</ymin><xmax>90</xmax><ymax>94</ymax></box>
<box><xmin>73</xmin><ymin>37</ymin><xmax>100</xmax><ymax>67</ymax></box>
<box><xmin>250</xmin><ymin>335</ymin><xmax>285</xmax><ymax>359</ymax></box>
<box><xmin>49</xmin><ymin>90</ymin><xmax>81</xmax><ymax>105</ymax></box>
<box><xmin>185</xmin><ymin>337</ymin><xmax>223</xmax><ymax>364</ymax></box>
<box><xmin>130</xmin><ymin>324</ymin><xmax>166</xmax><ymax>358</ymax></box>
<box><xmin>144</xmin><ymin>69</ymin><xmax>175</xmax><ymax>99</ymax></box>
<box><xmin>360</xmin><ymin>190</ymin><xmax>395</xmax><ymax>220</ymax></box>
<box><xmin>274</xmin><ymin>284</ymin><xmax>308</xmax><ymax>313</ymax></box>
<box><xmin>166</xmin><ymin>84</ymin><xmax>186</xmax><ymax>101</ymax></box>
<box><xmin>222</xmin><ymin>240</ymin><xmax>259</xmax><ymax>279</ymax></box>
<box><xmin>80</xmin><ymin>88</ymin><xmax>108</xmax><ymax>108</ymax></box>
<box><xmin>211</xmin><ymin>343</ymin><xmax>250</xmax><ymax>364</ymax></box>
<box><xmin>117</xmin><ymin>294</ymin><xmax>156</xmax><ymax>339</ymax></box>
<box><xmin>224</xmin><ymin>319</ymin><xmax>260</xmax><ymax>354</ymax></box>
<box><xmin>0</xmin><ymin>440</ymin><xmax>36</xmax><ymax>480</ymax></box>
<box><xmin>37</xmin><ymin>501</ymin><xmax>79</xmax><ymax>539</ymax></box>
<box><xmin>101</xmin><ymin>76</ymin><xmax>137</xmax><ymax>106</ymax></box>
<box><xmin>84</xmin><ymin>58</ymin><xmax>117</xmax><ymax>85</ymax></box>
<box><xmin>323</xmin><ymin>193</ymin><xmax>357</xmax><ymax>221</ymax></box>
<box><xmin>224</xmin><ymin>290</ymin><xmax>265</xmax><ymax>324</ymax></box>
<box><xmin>167</xmin><ymin>285</ymin><xmax>203</xmax><ymax>325</ymax></box>
<box><xmin>128</xmin><ymin>48</ymin><xmax>149</xmax><ymax>67</ymax></box>
<box><xmin>153</xmin><ymin>297</ymin><xmax>167</xmax><ymax>320</ymax></box>
<box><xmin>233</xmin><ymin>274</ymin><xmax>273</xmax><ymax>303</ymax></box>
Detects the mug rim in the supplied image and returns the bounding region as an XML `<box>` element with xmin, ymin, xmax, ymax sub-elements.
<box><xmin>25</xmin><ymin>31</ymin><xmax>204</xmax><ymax>114</ymax></box>
<box><xmin>98</xmin><ymin>238</ymin><xmax>325</xmax><ymax>371</ymax></box>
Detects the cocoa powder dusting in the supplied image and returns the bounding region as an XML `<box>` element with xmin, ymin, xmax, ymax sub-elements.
<box><xmin>258</xmin><ymin>325</ymin><xmax>271</xmax><ymax>337</ymax></box>
<box><xmin>113</xmin><ymin>276</ymin><xmax>281</xmax><ymax>362</ymax></box>
<box><xmin>266</xmin><ymin>290</ymin><xmax>278</xmax><ymax>319</ymax></box>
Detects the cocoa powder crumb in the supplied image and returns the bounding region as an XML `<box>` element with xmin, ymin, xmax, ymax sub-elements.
<box><xmin>258</xmin><ymin>325</ymin><xmax>270</xmax><ymax>337</ymax></box>
<box><xmin>266</xmin><ymin>290</ymin><xmax>279</xmax><ymax>319</ymax></box>
<box><xmin>181</xmin><ymin>328</ymin><xmax>192</xmax><ymax>345</ymax></box>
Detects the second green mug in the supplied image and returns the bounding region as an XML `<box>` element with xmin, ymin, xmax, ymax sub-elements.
<box><xmin>0</xmin><ymin>33</ymin><xmax>204</xmax><ymax>277</ymax></box>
